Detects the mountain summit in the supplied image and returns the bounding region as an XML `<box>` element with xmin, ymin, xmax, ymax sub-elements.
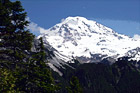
<box><xmin>39</xmin><ymin>16</ymin><xmax>140</xmax><ymax>63</ymax></box>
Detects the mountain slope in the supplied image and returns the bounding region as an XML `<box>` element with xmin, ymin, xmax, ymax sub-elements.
<box><xmin>32</xmin><ymin>38</ymin><xmax>74</xmax><ymax>76</ymax></box>
<box><xmin>38</xmin><ymin>16</ymin><xmax>140</xmax><ymax>63</ymax></box>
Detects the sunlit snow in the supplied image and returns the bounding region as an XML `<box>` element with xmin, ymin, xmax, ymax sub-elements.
<box><xmin>39</xmin><ymin>16</ymin><xmax>140</xmax><ymax>61</ymax></box>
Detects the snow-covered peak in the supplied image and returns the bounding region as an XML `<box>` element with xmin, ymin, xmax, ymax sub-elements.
<box><xmin>44</xmin><ymin>16</ymin><xmax>116</xmax><ymax>37</ymax></box>
<box><xmin>62</xmin><ymin>16</ymin><xmax>96</xmax><ymax>26</ymax></box>
<box><xmin>39</xmin><ymin>16</ymin><xmax>140</xmax><ymax>63</ymax></box>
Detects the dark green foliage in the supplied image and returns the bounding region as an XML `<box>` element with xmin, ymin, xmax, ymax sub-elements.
<box><xmin>16</xmin><ymin>58</ymin><xmax>58</xmax><ymax>93</ymax></box>
<box><xmin>67</xmin><ymin>76</ymin><xmax>83</xmax><ymax>93</ymax></box>
<box><xmin>39</xmin><ymin>37</ymin><xmax>45</xmax><ymax>50</ymax></box>
<box><xmin>53</xmin><ymin>59</ymin><xmax>140</xmax><ymax>93</ymax></box>
<box><xmin>0</xmin><ymin>0</ymin><xmax>29</xmax><ymax>34</ymax></box>
<box><xmin>0</xmin><ymin>0</ymin><xmax>58</xmax><ymax>93</ymax></box>
<box><xmin>0</xmin><ymin>68</ymin><xmax>20</xmax><ymax>92</ymax></box>
<box><xmin>112</xmin><ymin>59</ymin><xmax>140</xmax><ymax>93</ymax></box>
<box><xmin>15</xmin><ymin>38</ymin><xmax>59</xmax><ymax>93</ymax></box>
<box><xmin>0</xmin><ymin>0</ymin><xmax>34</xmax><ymax>66</ymax></box>
<box><xmin>74</xmin><ymin>63</ymin><xmax>116</xmax><ymax>93</ymax></box>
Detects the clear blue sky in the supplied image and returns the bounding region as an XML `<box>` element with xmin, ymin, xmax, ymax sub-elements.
<box><xmin>12</xmin><ymin>0</ymin><xmax>140</xmax><ymax>37</ymax></box>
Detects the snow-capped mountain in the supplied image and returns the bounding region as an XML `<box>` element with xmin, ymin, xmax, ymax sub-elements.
<box><xmin>38</xmin><ymin>16</ymin><xmax>140</xmax><ymax>63</ymax></box>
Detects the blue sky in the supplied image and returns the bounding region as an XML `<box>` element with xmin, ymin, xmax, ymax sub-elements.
<box><xmin>12</xmin><ymin>0</ymin><xmax>140</xmax><ymax>37</ymax></box>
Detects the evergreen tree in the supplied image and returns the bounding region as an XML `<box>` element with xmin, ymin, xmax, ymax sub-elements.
<box><xmin>67</xmin><ymin>76</ymin><xmax>83</xmax><ymax>93</ymax></box>
<box><xmin>31</xmin><ymin>37</ymin><xmax>59</xmax><ymax>92</ymax></box>
<box><xmin>16</xmin><ymin>38</ymin><xmax>59</xmax><ymax>92</ymax></box>
<box><xmin>0</xmin><ymin>0</ymin><xmax>34</xmax><ymax>68</ymax></box>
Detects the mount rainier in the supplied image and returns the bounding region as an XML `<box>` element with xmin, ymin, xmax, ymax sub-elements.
<box><xmin>38</xmin><ymin>16</ymin><xmax>140</xmax><ymax>63</ymax></box>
